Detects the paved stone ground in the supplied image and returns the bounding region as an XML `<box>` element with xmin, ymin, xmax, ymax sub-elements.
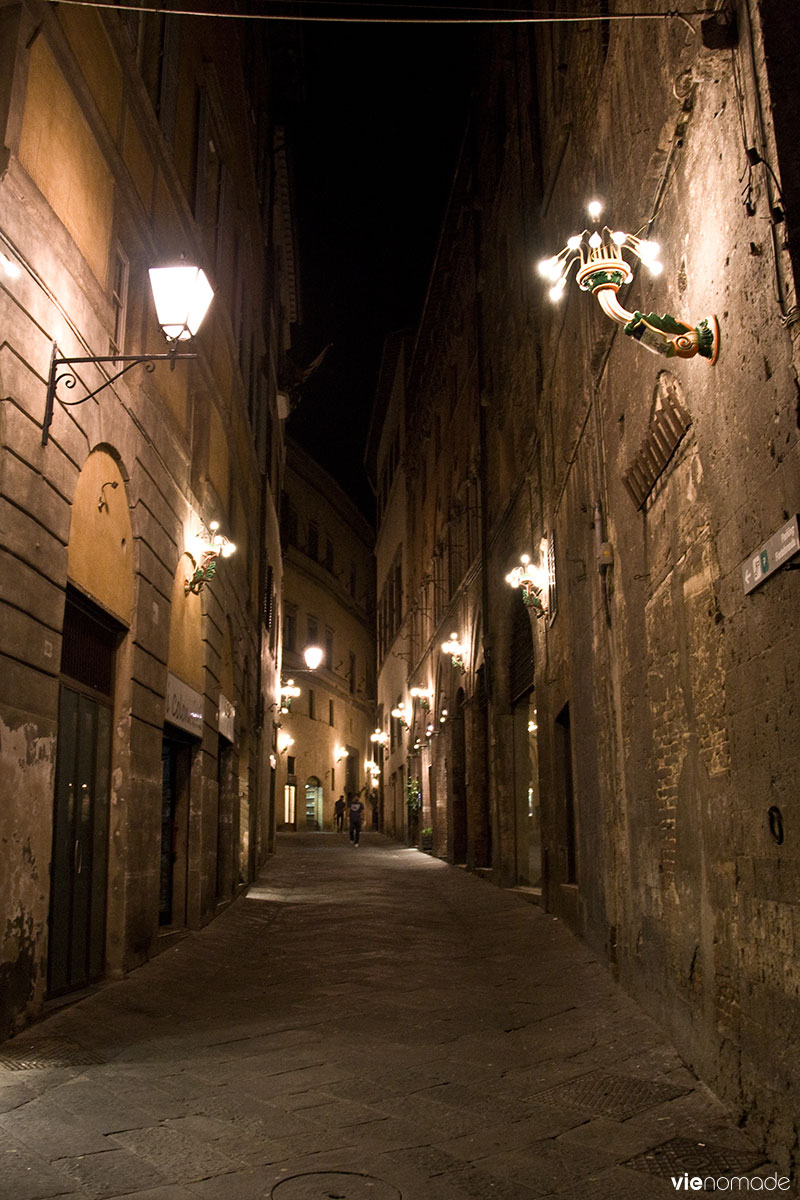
<box><xmin>0</xmin><ymin>834</ymin><xmax>793</xmax><ymax>1200</ymax></box>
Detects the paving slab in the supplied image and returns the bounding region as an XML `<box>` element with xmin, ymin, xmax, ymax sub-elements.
<box><xmin>0</xmin><ymin>833</ymin><xmax>794</xmax><ymax>1199</ymax></box>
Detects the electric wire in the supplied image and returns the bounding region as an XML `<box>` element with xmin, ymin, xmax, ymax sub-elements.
<box><xmin>45</xmin><ymin>0</ymin><xmax>714</xmax><ymax>25</ymax></box>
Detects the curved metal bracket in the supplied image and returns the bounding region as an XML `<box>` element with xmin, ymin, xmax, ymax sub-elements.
<box><xmin>42</xmin><ymin>341</ymin><xmax>198</xmax><ymax>445</ymax></box>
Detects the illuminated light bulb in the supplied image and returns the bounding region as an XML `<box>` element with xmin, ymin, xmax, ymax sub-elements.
<box><xmin>537</xmin><ymin>256</ymin><xmax>562</xmax><ymax>281</ymax></box>
<box><xmin>587</xmin><ymin>199</ymin><xmax>603</xmax><ymax>220</ymax></box>
<box><xmin>611</xmin><ymin>231</ymin><xmax>627</xmax><ymax>246</ymax></box>
<box><xmin>647</xmin><ymin>259</ymin><xmax>664</xmax><ymax>276</ymax></box>
<box><xmin>548</xmin><ymin>278</ymin><xmax>567</xmax><ymax>302</ymax></box>
<box><xmin>589</xmin><ymin>231</ymin><xmax>603</xmax><ymax>250</ymax></box>
<box><xmin>1</xmin><ymin>252</ymin><xmax>21</xmax><ymax>279</ymax></box>
<box><xmin>638</xmin><ymin>240</ymin><xmax>660</xmax><ymax>260</ymax></box>
<box><xmin>567</xmin><ymin>235</ymin><xmax>583</xmax><ymax>251</ymax></box>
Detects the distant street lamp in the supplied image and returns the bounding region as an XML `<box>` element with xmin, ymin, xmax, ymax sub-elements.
<box><xmin>303</xmin><ymin>645</ymin><xmax>324</xmax><ymax>670</ymax></box>
<box><xmin>42</xmin><ymin>263</ymin><xmax>214</xmax><ymax>445</ymax></box>
<box><xmin>441</xmin><ymin>633</ymin><xmax>467</xmax><ymax>672</ymax></box>
<box><xmin>505</xmin><ymin>543</ymin><xmax>549</xmax><ymax>618</ymax></box>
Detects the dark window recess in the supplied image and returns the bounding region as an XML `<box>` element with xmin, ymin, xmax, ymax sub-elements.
<box><xmin>307</xmin><ymin>522</ymin><xmax>319</xmax><ymax>561</ymax></box>
<box><xmin>622</xmin><ymin>393</ymin><xmax>692</xmax><ymax>509</ymax></box>
<box><xmin>60</xmin><ymin>590</ymin><xmax>122</xmax><ymax>697</ymax></box>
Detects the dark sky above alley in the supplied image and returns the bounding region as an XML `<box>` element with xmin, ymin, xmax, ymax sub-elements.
<box><xmin>287</xmin><ymin>16</ymin><xmax>479</xmax><ymax>519</ymax></box>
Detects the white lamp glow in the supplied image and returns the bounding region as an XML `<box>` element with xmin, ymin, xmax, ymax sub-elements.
<box><xmin>149</xmin><ymin>265</ymin><xmax>214</xmax><ymax>343</ymax></box>
<box><xmin>303</xmin><ymin>645</ymin><xmax>324</xmax><ymax>670</ymax></box>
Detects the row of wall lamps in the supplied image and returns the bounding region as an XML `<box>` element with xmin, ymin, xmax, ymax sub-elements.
<box><xmin>42</xmin><ymin>264</ymin><xmax>215</xmax><ymax>446</ymax></box>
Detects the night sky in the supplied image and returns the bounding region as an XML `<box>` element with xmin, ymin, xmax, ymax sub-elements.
<box><xmin>288</xmin><ymin>17</ymin><xmax>478</xmax><ymax>521</ymax></box>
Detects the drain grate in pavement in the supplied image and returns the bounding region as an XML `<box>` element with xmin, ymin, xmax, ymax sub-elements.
<box><xmin>530</xmin><ymin>1070</ymin><xmax>691</xmax><ymax>1120</ymax></box>
<box><xmin>623</xmin><ymin>1137</ymin><xmax>768</xmax><ymax>1179</ymax></box>
<box><xmin>0</xmin><ymin>1036</ymin><xmax>106</xmax><ymax>1071</ymax></box>
<box><xmin>270</xmin><ymin>1171</ymin><xmax>402</xmax><ymax>1199</ymax></box>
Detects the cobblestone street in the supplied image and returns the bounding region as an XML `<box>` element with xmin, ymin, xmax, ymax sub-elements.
<box><xmin>0</xmin><ymin>835</ymin><xmax>789</xmax><ymax>1200</ymax></box>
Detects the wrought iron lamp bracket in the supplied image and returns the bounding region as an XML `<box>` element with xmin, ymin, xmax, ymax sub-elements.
<box><xmin>42</xmin><ymin>341</ymin><xmax>198</xmax><ymax>445</ymax></box>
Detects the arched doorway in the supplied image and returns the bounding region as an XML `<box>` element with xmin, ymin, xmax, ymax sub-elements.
<box><xmin>305</xmin><ymin>776</ymin><xmax>323</xmax><ymax>829</ymax></box>
<box><xmin>49</xmin><ymin>449</ymin><xmax>132</xmax><ymax>996</ymax></box>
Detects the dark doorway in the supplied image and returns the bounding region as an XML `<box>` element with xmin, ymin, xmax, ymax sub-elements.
<box><xmin>345</xmin><ymin>746</ymin><xmax>358</xmax><ymax>797</ymax></box>
<box><xmin>48</xmin><ymin>589</ymin><xmax>120</xmax><ymax>996</ymax></box>
<box><xmin>216</xmin><ymin>737</ymin><xmax>233</xmax><ymax>901</ymax></box>
<box><xmin>555</xmin><ymin>703</ymin><xmax>577</xmax><ymax>884</ymax></box>
<box><xmin>160</xmin><ymin>731</ymin><xmax>192</xmax><ymax>926</ymax></box>
<box><xmin>451</xmin><ymin>688</ymin><xmax>467</xmax><ymax>864</ymax></box>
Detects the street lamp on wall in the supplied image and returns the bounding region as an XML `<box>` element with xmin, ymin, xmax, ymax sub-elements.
<box><xmin>279</xmin><ymin>679</ymin><xmax>301</xmax><ymax>713</ymax></box>
<box><xmin>505</xmin><ymin>543</ymin><xmax>549</xmax><ymax>618</ymax></box>
<box><xmin>391</xmin><ymin>702</ymin><xmax>410</xmax><ymax>730</ymax></box>
<box><xmin>538</xmin><ymin>200</ymin><xmax>719</xmax><ymax>364</ymax></box>
<box><xmin>42</xmin><ymin>264</ymin><xmax>214</xmax><ymax>445</ymax></box>
<box><xmin>303</xmin><ymin>645</ymin><xmax>324</xmax><ymax>670</ymax></box>
<box><xmin>410</xmin><ymin>686</ymin><xmax>434</xmax><ymax>711</ymax></box>
<box><xmin>184</xmin><ymin>520</ymin><xmax>236</xmax><ymax>595</ymax></box>
<box><xmin>441</xmin><ymin>633</ymin><xmax>467</xmax><ymax>672</ymax></box>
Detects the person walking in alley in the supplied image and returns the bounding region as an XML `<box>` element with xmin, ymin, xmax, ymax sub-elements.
<box><xmin>334</xmin><ymin>794</ymin><xmax>345</xmax><ymax>833</ymax></box>
<box><xmin>348</xmin><ymin>791</ymin><xmax>365</xmax><ymax>846</ymax></box>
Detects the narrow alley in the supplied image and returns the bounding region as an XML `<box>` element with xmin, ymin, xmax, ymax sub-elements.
<box><xmin>0</xmin><ymin>835</ymin><xmax>784</xmax><ymax>1200</ymax></box>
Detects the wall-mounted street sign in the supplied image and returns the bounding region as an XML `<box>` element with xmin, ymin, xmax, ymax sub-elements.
<box><xmin>166</xmin><ymin>672</ymin><xmax>204</xmax><ymax>737</ymax></box>
<box><xmin>741</xmin><ymin>515</ymin><xmax>800</xmax><ymax>594</ymax></box>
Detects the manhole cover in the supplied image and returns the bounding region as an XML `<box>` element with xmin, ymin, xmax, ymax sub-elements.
<box><xmin>0</xmin><ymin>1036</ymin><xmax>106</xmax><ymax>1071</ymax></box>
<box><xmin>530</xmin><ymin>1070</ymin><xmax>690</xmax><ymax>1120</ymax></box>
<box><xmin>270</xmin><ymin>1171</ymin><xmax>402</xmax><ymax>1200</ymax></box>
<box><xmin>623</xmin><ymin>1136</ymin><xmax>767</xmax><ymax>1178</ymax></box>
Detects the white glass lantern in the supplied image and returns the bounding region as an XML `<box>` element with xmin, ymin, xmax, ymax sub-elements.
<box><xmin>149</xmin><ymin>265</ymin><xmax>214</xmax><ymax>343</ymax></box>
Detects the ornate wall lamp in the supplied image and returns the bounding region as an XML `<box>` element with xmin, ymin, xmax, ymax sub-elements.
<box><xmin>441</xmin><ymin>632</ymin><xmax>467</xmax><ymax>672</ymax></box>
<box><xmin>184</xmin><ymin>521</ymin><xmax>236</xmax><ymax>595</ymax></box>
<box><xmin>391</xmin><ymin>702</ymin><xmax>410</xmax><ymax>730</ymax></box>
<box><xmin>505</xmin><ymin>543</ymin><xmax>549</xmax><ymax>618</ymax></box>
<box><xmin>277</xmin><ymin>731</ymin><xmax>294</xmax><ymax>755</ymax></box>
<box><xmin>370</xmin><ymin>728</ymin><xmax>388</xmax><ymax>747</ymax></box>
<box><xmin>365</xmin><ymin>759</ymin><xmax>381</xmax><ymax>787</ymax></box>
<box><xmin>335</xmin><ymin>746</ymin><xmax>349</xmax><ymax>764</ymax></box>
<box><xmin>410</xmin><ymin>686</ymin><xmax>434</xmax><ymax>711</ymax></box>
<box><xmin>538</xmin><ymin>200</ymin><xmax>718</xmax><ymax>364</ymax></box>
<box><xmin>279</xmin><ymin>679</ymin><xmax>301</xmax><ymax>713</ymax></box>
<box><xmin>42</xmin><ymin>264</ymin><xmax>214</xmax><ymax>445</ymax></box>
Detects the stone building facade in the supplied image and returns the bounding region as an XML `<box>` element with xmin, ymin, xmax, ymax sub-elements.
<box><xmin>371</xmin><ymin>1</ymin><xmax>800</xmax><ymax>1170</ymax></box>
<box><xmin>0</xmin><ymin>5</ymin><xmax>297</xmax><ymax>1034</ymax></box>
<box><xmin>277</xmin><ymin>440</ymin><xmax>376</xmax><ymax>832</ymax></box>
<box><xmin>367</xmin><ymin>331</ymin><xmax>413</xmax><ymax>842</ymax></box>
